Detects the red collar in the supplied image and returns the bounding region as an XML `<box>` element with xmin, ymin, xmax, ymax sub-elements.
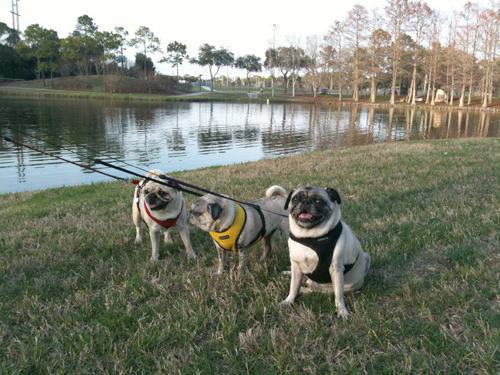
<box><xmin>143</xmin><ymin>199</ymin><xmax>184</xmax><ymax>230</ymax></box>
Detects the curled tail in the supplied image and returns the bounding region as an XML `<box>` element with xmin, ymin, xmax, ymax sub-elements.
<box><xmin>266</xmin><ymin>185</ymin><xmax>287</xmax><ymax>198</ymax></box>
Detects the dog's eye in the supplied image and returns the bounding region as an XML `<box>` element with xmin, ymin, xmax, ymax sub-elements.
<box><xmin>315</xmin><ymin>199</ymin><xmax>323</xmax><ymax>204</ymax></box>
<box><xmin>143</xmin><ymin>189</ymin><xmax>150</xmax><ymax>195</ymax></box>
<box><xmin>159</xmin><ymin>191</ymin><xmax>170</xmax><ymax>199</ymax></box>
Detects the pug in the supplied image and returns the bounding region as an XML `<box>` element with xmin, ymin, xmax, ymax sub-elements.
<box><xmin>189</xmin><ymin>186</ymin><xmax>290</xmax><ymax>275</ymax></box>
<box><xmin>279</xmin><ymin>186</ymin><xmax>370</xmax><ymax>320</ymax></box>
<box><xmin>133</xmin><ymin>169</ymin><xmax>196</xmax><ymax>261</ymax></box>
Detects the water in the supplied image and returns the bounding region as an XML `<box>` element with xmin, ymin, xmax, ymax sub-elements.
<box><xmin>1</xmin><ymin>97</ymin><xmax>499</xmax><ymax>194</ymax></box>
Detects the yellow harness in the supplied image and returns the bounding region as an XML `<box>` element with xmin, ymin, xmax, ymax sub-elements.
<box><xmin>209</xmin><ymin>204</ymin><xmax>265</xmax><ymax>252</ymax></box>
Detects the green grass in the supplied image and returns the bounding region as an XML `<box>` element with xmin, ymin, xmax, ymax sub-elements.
<box><xmin>1</xmin><ymin>139</ymin><xmax>499</xmax><ymax>374</ymax></box>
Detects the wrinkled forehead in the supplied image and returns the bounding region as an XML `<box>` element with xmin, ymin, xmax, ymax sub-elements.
<box><xmin>294</xmin><ymin>187</ymin><xmax>324</xmax><ymax>198</ymax></box>
<box><xmin>146</xmin><ymin>174</ymin><xmax>169</xmax><ymax>187</ymax></box>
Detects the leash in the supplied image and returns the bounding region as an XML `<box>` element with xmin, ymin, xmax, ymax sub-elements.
<box><xmin>3</xmin><ymin>124</ymin><xmax>154</xmax><ymax>176</ymax></box>
<box><xmin>95</xmin><ymin>159</ymin><xmax>289</xmax><ymax>218</ymax></box>
<box><xmin>3</xmin><ymin>136</ymin><xmax>128</xmax><ymax>181</ymax></box>
<box><xmin>3</xmin><ymin>134</ymin><xmax>288</xmax><ymax>218</ymax></box>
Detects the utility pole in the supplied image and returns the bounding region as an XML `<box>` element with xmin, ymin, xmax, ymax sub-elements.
<box><xmin>270</xmin><ymin>24</ymin><xmax>278</xmax><ymax>97</ymax></box>
<box><xmin>10</xmin><ymin>0</ymin><xmax>21</xmax><ymax>31</ymax></box>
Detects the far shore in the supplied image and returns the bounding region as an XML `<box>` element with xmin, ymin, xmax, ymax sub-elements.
<box><xmin>2</xmin><ymin>81</ymin><xmax>500</xmax><ymax>112</ymax></box>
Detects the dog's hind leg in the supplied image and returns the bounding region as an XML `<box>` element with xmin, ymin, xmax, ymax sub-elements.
<box><xmin>164</xmin><ymin>229</ymin><xmax>173</xmax><ymax>245</ymax></box>
<box><xmin>364</xmin><ymin>253</ymin><xmax>371</xmax><ymax>276</ymax></box>
<box><xmin>260</xmin><ymin>231</ymin><xmax>275</xmax><ymax>260</ymax></box>
<box><xmin>237</xmin><ymin>246</ymin><xmax>249</xmax><ymax>276</ymax></box>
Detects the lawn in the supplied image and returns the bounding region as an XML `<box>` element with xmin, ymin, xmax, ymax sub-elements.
<box><xmin>0</xmin><ymin>139</ymin><xmax>499</xmax><ymax>374</ymax></box>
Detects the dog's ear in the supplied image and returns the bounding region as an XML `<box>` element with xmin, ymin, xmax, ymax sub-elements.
<box><xmin>325</xmin><ymin>187</ymin><xmax>341</xmax><ymax>204</ymax></box>
<box><xmin>209</xmin><ymin>203</ymin><xmax>223</xmax><ymax>221</ymax></box>
<box><xmin>284</xmin><ymin>189</ymin><xmax>295</xmax><ymax>211</ymax></box>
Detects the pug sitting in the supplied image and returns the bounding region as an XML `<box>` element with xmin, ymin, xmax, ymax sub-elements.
<box><xmin>189</xmin><ymin>186</ymin><xmax>289</xmax><ymax>276</ymax></box>
<box><xmin>133</xmin><ymin>169</ymin><xmax>196</xmax><ymax>261</ymax></box>
<box><xmin>279</xmin><ymin>186</ymin><xmax>370</xmax><ymax>320</ymax></box>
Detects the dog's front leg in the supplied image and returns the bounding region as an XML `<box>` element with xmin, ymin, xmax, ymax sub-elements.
<box><xmin>214</xmin><ymin>242</ymin><xmax>227</xmax><ymax>275</ymax></box>
<box><xmin>133</xmin><ymin>209</ymin><xmax>143</xmax><ymax>245</ymax></box>
<box><xmin>331</xmin><ymin>266</ymin><xmax>349</xmax><ymax>320</ymax></box>
<box><xmin>279</xmin><ymin>260</ymin><xmax>303</xmax><ymax>305</ymax></box>
<box><xmin>237</xmin><ymin>246</ymin><xmax>248</xmax><ymax>276</ymax></box>
<box><xmin>176</xmin><ymin>224</ymin><xmax>197</xmax><ymax>259</ymax></box>
<box><xmin>149</xmin><ymin>228</ymin><xmax>161</xmax><ymax>261</ymax></box>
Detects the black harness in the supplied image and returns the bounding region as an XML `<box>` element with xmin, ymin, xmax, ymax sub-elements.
<box><xmin>290</xmin><ymin>221</ymin><xmax>358</xmax><ymax>284</ymax></box>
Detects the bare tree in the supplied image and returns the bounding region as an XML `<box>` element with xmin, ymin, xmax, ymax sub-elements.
<box><xmin>344</xmin><ymin>4</ymin><xmax>369</xmax><ymax>102</ymax></box>
<box><xmin>367</xmin><ymin>9</ymin><xmax>391</xmax><ymax>103</ymax></box>
<box><xmin>406</xmin><ymin>1</ymin><xmax>433</xmax><ymax>104</ymax></box>
<box><xmin>284</xmin><ymin>35</ymin><xmax>306</xmax><ymax>97</ymax></box>
<box><xmin>324</xmin><ymin>22</ymin><xmax>346</xmax><ymax>101</ymax></box>
<box><xmin>304</xmin><ymin>34</ymin><xmax>327</xmax><ymax>98</ymax></box>
<box><xmin>384</xmin><ymin>0</ymin><xmax>409</xmax><ymax>105</ymax></box>
<box><xmin>445</xmin><ymin>11</ymin><xmax>459</xmax><ymax>105</ymax></box>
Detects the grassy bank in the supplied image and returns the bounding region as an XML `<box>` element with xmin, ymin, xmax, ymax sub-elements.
<box><xmin>1</xmin><ymin>139</ymin><xmax>499</xmax><ymax>374</ymax></box>
<box><xmin>3</xmin><ymin>81</ymin><xmax>500</xmax><ymax>110</ymax></box>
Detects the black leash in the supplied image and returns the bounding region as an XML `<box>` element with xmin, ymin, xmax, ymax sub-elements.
<box><xmin>2</xmin><ymin>134</ymin><xmax>288</xmax><ymax>218</ymax></box>
<box><xmin>2</xmin><ymin>136</ymin><xmax>200</xmax><ymax>196</ymax></box>
<box><xmin>3</xmin><ymin>136</ymin><xmax>127</xmax><ymax>181</ymax></box>
<box><xmin>3</xmin><ymin>124</ymin><xmax>153</xmax><ymax>176</ymax></box>
<box><xmin>95</xmin><ymin>159</ymin><xmax>289</xmax><ymax>218</ymax></box>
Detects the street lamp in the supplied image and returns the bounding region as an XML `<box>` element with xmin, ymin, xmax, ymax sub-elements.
<box><xmin>199</xmin><ymin>74</ymin><xmax>202</xmax><ymax>92</ymax></box>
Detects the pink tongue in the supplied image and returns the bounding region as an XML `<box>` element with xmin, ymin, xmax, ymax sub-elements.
<box><xmin>300</xmin><ymin>213</ymin><xmax>313</xmax><ymax>219</ymax></box>
<box><xmin>149</xmin><ymin>203</ymin><xmax>157</xmax><ymax>209</ymax></box>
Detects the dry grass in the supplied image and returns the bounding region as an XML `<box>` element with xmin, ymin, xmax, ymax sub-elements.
<box><xmin>0</xmin><ymin>139</ymin><xmax>499</xmax><ymax>374</ymax></box>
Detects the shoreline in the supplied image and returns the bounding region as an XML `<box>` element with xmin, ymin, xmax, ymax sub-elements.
<box><xmin>1</xmin><ymin>85</ymin><xmax>499</xmax><ymax>112</ymax></box>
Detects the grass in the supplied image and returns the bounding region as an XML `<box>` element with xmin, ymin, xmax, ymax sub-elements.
<box><xmin>1</xmin><ymin>139</ymin><xmax>499</xmax><ymax>374</ymax></box>
<box><xmin>3</xmin><ymin>78</ymin><xmax>500</xmax><ymax>109</ymax></box>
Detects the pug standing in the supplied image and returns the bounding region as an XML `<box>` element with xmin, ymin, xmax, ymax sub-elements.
<box><xmin>280</xmin><ymin>186</ymin><xmax>370</xmax><ymax>320</ymax></box>
<box><xmin>189</xmin><ymin>186</ymin><xmax>289</xmax><ymax>275</ymax></box>
<box><xmin>133</xmin><ymin>169</ymin><xmax>196</xmax><ymax>261</ymax></box>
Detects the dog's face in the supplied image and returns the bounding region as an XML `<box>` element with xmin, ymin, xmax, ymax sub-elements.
<box><xmin>189</xmin><ymin>194</ymin><xmax>230</xmax><ymax>232</ymax></box>
<box><xmin>285</xmin><ymin>186</ymin><xmax>341</xmax><ymax>229</ymax></box>
<box><xmin>142</xmin><ymin>174</ymin><xmax>177</xmax><ymax>212</ymax></box>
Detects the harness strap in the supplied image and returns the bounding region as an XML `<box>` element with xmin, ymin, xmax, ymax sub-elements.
<box><xmin>209</xmin><ymin>204</ymin><xmax>266</xmax><ymax>252</ymax></box>
<box><xmin>143</xmin><ymin>200</ymin><xmax>184</xmax><ymax>230</ymax></box>
<box><xmin>290</xmin><ymin>221</ymin><xmax>359</xmax><ymax>284</ymax></box>
<box><xmin>136</xmin><ymin>180</ymin><xmax>184</xmax><ymax>230</ymax></box>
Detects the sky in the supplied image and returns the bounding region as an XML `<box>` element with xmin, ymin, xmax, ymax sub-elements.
<box><xmin>0</xmin><ymin>0</ymin><xmax>491</xmax><ymax>79</ymax></box>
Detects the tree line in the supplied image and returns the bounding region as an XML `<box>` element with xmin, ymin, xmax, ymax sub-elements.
<box><xmin>1</xmin><ymin>0</ymin><xmax>498</xmax><ymax>106</ymax></box>
<box><xmin>269</xmin><ymin>0</ymin><xmax>500</xmax><ymax>107</ymax></box>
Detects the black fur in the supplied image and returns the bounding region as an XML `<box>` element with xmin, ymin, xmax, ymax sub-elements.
<box><xmin>325</xmin><ymin>187</ymin><xmax>341</xmax><ymax>204</ymax></box>
<box><xmin>284</xmin><ymin>189</ymin><xmax>295</xmax><ymax>211</ymax></box>
<box><xmin>209</xmin><ymin>203</ymin><xmax>223</xmax><ymax>221</ymax></box>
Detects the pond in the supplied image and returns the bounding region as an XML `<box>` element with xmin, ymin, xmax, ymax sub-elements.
<box><xmin>1</xmin><ymin>97</ymin><xmax>499</xmax><ymax>194</ymax></box>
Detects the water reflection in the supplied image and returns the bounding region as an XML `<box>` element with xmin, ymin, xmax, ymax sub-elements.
<box><xmin>1</xmin><ymin>97</ymin><xmax>499</xmax><ymax>194</ymax></box>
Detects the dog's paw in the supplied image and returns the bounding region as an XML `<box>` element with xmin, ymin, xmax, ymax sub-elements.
<box><xmin>164</xmin><ymin>233</ymin><xmax>173</xmax><ymax>245</ymax></box>
<box><xmin>299</xmin><ymin>286</ymin><xmax>313</xmax><ymax>295</ymax></box>
<box><xmin>336</xmin><ymin>306</ymin><xmax>350</xmax><ymax>321</ymax></box>
<box><xmin>134</xmin><ymin>237</ymin><xmax>142</xmax><ymax>245</ymax></box>
<box><xmin>150</xmin><ymin>255</ymin><xmax>159</xmax><ymax>262</ymax></box>
<box><xmin>279</xmin><ymin>298</ymin><xmax>295</xmax><ymax>306</ymax></box>
<box><xmin>213</xmin><ymin>269</ymin><xmax>224</xmax><ymax>276</ymax></box>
